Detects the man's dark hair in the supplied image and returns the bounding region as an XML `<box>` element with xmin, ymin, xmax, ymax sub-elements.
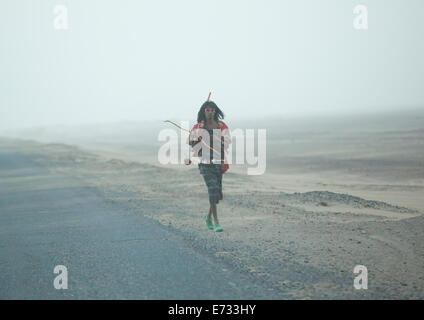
<box><xmin>197</xmin><ymin>101</ymin><xmax>224</xmax><ymax>123</ymax></box>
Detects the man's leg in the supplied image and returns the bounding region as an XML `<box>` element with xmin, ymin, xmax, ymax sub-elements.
<box><xmin>211</xmin><ymin>202</ymin><xmax>218</xmax><ymax>225</ymax></box>
<box><xmin>207</xmin><ymin>205</ymin><xmax>212</xmax><ymax>222</ymax></box>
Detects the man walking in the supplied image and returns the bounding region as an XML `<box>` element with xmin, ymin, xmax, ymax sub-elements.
<box><xmin>188</xmin><ymin>99</ymin><xmax>231</xmax><ymax>232</ymax></box>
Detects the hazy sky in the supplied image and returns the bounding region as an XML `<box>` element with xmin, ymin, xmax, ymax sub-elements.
<box><xmin>1</xmin><ymin>0</ymin><xmax>423</xmax><ymax>129</ymax></box>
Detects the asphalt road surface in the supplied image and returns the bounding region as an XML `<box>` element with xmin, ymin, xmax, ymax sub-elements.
<box><xmin>0</xmin><ymin>149</ymin><xmax>280</xmax><ymax>299</ymax></box>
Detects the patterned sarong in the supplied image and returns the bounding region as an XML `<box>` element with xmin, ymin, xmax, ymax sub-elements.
<box><xmin>199</xmin><ymin>163</ymin><xmax>223</xmax><ymax>204</ymax></box>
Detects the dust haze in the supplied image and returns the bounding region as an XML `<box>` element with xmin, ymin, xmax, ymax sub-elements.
<box><xmin>1</xmin><ymin>0</ymin><xmax>424</xmax><ymax>299</ymax></box>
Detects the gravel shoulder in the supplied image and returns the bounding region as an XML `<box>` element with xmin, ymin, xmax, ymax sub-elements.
<box><xmin>2</xmin><ymin>136</ymin><xmax>423</xmax><ymax>299</ymax></box>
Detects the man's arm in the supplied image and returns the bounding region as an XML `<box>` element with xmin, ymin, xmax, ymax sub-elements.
<box><xmin>188</xmin><ymin>136</ymin><xmax>202</xmax><ymax>147</ymax></box>
<box><xmin>187</xmin><ymin>123</ymin><xmax>202</xmax><ymax>146</ymax></box>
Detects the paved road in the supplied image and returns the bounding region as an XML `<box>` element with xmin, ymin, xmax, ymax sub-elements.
<box><xmin>0</xmin><ymin>149</ymin><xmax>279</xmax><ymax>299</ymax></box>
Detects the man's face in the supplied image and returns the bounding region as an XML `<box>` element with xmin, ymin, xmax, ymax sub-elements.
<box><xmin>205</xmin><ymin>107</ymin><xmax>215</xmax><ymax>120</ymax></box>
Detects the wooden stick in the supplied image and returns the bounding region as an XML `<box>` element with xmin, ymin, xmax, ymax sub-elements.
<box><xmin>164</xmin><ymin>120</ymin><xmax>220</xmax><ymax>155</ymax></box>
<box><xmin>207</xmin><ymin>92</ymin><xmax>211</xmax><ymax>101</ymax></box>
<box><xmin>163</xmin><ymin>120</ymin><xmax>191</xmax><ymax>133</ymax></box>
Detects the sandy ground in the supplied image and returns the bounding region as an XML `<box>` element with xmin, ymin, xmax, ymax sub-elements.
<box><xmin>1</xmin><ymin>111</ymin><xmax>423</xmax><ymax>299</ymax></box>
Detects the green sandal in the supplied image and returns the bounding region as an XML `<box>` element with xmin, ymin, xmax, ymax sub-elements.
<box><xmin>214</xmin><ymin>224</ymin><xmax>224</xmax><ymax>232</ymax></box>
<box><xmin>204</xmin><ymin>215</ymin><xmax>214</xmax><ymax>230</ymax></box>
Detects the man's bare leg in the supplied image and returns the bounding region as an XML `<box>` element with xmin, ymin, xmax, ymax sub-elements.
<box><xmin>211</xmin><ymin>203</ymin><xmax>219</xmax><ymax>225</ymax></box>
<box><xmin>207</xmin><ymin>206</ymin><xmax>212</xmax><ymax>222</ymax></box>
